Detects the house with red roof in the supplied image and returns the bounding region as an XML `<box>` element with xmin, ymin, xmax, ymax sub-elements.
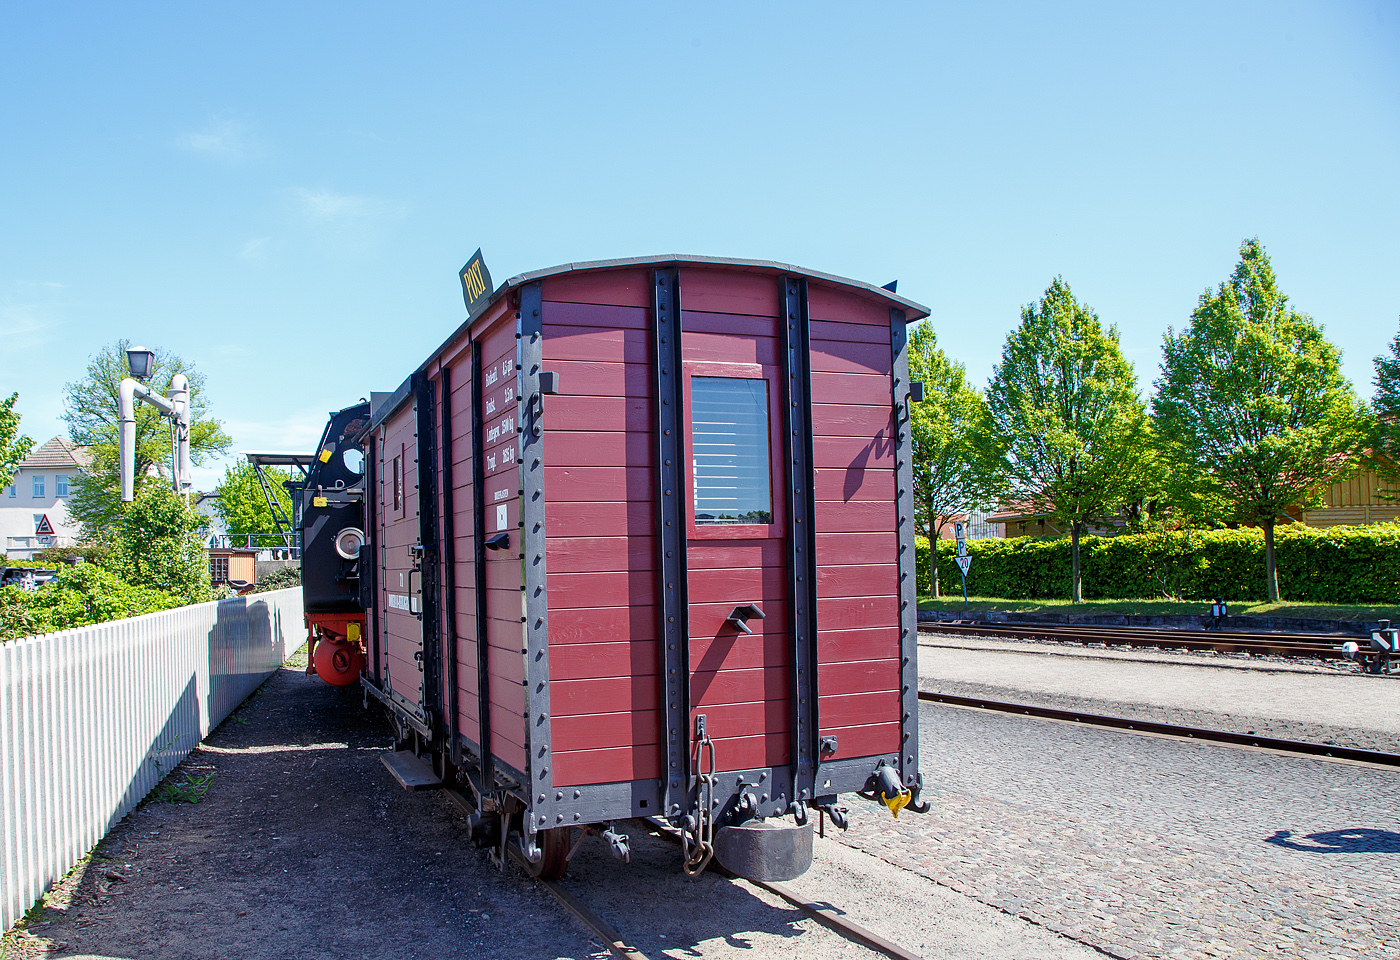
<box><xmin>2</xmin><ymin>437</ymin><xmax>90</xmax><ymax>559</ymax></box>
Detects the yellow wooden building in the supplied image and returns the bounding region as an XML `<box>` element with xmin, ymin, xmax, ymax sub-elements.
<box><xmin>1295</xmin><ymin>465</ymin><xmax>1400</xmax><ymax>528</ymax></box>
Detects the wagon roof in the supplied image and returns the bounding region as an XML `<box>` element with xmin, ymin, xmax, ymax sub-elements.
<box><xmin>499</xmin><ymin>254</ymin><xmax>930</xmax><ymax>319</ymax></box>
<box><xmin>374</xmin><ymin>254</ymin><xmax>933</xmax><ymax>428</ymax></box>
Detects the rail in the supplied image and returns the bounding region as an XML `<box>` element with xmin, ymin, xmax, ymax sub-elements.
<box><xmin>0</xmin><ymin>588</ymin><xmax>304</xmax><ymax>932</ymax></box>
<box><xmin>918</xmin><ymin>691</ymin><xmax>1400</xmax><ymax>768</ymax></box>
<box><xmin>922</xmin><ymin>620</ymin><xmax>1354</xmax><ymax>659</ymax></box>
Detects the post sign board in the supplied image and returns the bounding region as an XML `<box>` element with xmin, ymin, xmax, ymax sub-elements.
<box><xmin>956</xmin><ymin>554</ymin><xmax>972</xmax><ymax>575</ymax></box>
<box><xmin>34</xmin><ymin>514</ymin><xmax>54</xmax><ymax>536</ymax></box>
<box><xmin>459</xmin><ymin>248</ymin><xmax>494</xmax><ymax>317</ymax></box>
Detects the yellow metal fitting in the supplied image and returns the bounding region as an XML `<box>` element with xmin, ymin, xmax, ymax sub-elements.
<box><xmin>313</xmin><ymin>495</ymin><xmax>328</xmax><ymax>507</ymax></box>
<box><xmin>884</xmin><ymin>788</ymin><xmax>912</xmax><ymax>818</ymax></box>
<box><xmin>319</xmin><ymin>447</ymin><xmax>333</xmax><ymax>463</ymax></box>
<box><xmin>347</xmin><ymin>622</ymin><xmax>361</xmax><ymax>643</ymax></box>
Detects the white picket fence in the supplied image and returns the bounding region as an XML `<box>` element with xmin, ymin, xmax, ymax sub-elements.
<box><xmin>0</xmin><ymin>588</ymin><xmax>304</xmax><ymax>931</ymax></box>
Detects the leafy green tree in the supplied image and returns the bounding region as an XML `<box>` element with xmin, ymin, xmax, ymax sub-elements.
<box><xmin>978</xmin><ymin>277</ymin><xmax>1148</xmax><ymax>602</ymax></box>
<box><xmin>1152</xmin><ymin>238</ymin><xmax>1366</xmax><ymax>603</ymax></box>
<box><xmin>110</xmin><ymin>484</ymin><xmax>212</xmax><ymax>605</ymax></box>
<box><xmin>1369</xmin><ymin>320</ymin><xmax>1400</xmax><ymax>494</ymax></box>
<box><xmin>908</xmin><ymin>323</ymin><xmax>994</xmax><ymax>596</ymax></box>
<box><xmin>0</xmin><ymin>392</ymin><xmax>35</xmax><ymax>491</ymax></box>
<box><xmin>213</xmin><ymin>462</ymin><xmax>294</xmax><ymax>544</ymax></box>
<box><xmin>63</xmin><ymin>340</ymin><xmax>231</xmax><ymax>536</ymax></box>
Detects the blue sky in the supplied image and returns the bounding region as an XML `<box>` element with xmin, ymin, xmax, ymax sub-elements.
<box><xmin>2</xmin><ymin>2</ymin><xmax>1397</xmax><ymax>490</ymax></box>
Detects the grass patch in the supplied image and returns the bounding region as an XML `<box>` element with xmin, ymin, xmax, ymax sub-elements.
<box><xmin>283</xmin><ymin>640</ymin><xmax>309</xmax><ymax>669</ymax></box>
<box><xmin>153</xmin><ymin>769</ymin><xmax>215</xmax><ymax>804</ymax></box>
<box><xmin>917</xmin><ymin>595</ymin><xmax>1400</xmax><ymax>622</ymax></box>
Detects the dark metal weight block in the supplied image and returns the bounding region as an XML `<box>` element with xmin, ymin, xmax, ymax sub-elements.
<box><xmin>713</xmin><ymin>820</ymin><xmax>813</xmax><ymax>882</ymax></box>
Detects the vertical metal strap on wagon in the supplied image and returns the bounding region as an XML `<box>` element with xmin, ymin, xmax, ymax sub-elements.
<box><xmin>519</xmin><ymin>281</ymin><xmax>558</xmax><ymax>832</ymax></box>
<box><xmin>363</xmin><ymin>431</ymin><xmax>381</xmax><ymax>682</ymax></box>
<box><xmin>470</xmin><ymin>340</ymin><xmax>494</xmax><ymax>787</ymax></box>
<box><xmin>414</xmin><ymin>373</ymin><xmax>443</xmax><ymax>733</ymax></box>
<box><xmin>890</xmin><ymin>309</ymin><xmax>920</xmax><ymax>788</ymax></box>
<box><xmin>439</xmin><ymin>365</ymin><xmax>462</xmax><ymax>765</ymax></box>
<box><xmin>652</xmin><ymin>266</ymin><xmax>692</xmax><ymax>819</ymax></box>
<box><xmin>780</xmin><ymin>276</ymin><xmax>820</xmax><ymax>804</ymax></box>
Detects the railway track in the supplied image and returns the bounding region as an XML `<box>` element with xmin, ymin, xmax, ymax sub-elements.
<box><xmin>918</xmin><ymin>690</ymin><xmax>1400</xmax><ymax>768</ymax></box>
<box><xmin>921</xmin><ymin>619</ymin><xmax>1362</xmax><ymax>659</ymax></box>
<box><xmin>444</xmin><ymin>788</ymin><xmax>921</xmax><ymax>960</ymax></box>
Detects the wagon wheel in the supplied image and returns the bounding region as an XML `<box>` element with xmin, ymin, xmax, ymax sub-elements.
<box><xmin>526</xmin><ymin>826</ymin><xmax>571</xmax><ymax>880</ymax></box>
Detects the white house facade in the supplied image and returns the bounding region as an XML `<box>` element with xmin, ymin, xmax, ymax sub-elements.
<box><xmin>2</xmin><ymin>437</ymin><xmax>89</xmax><ymax>559</ymax></box>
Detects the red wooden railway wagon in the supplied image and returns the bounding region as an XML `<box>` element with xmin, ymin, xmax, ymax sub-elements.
<box><xmin>332</xmin><ymin>254</ymin><xmax>930</xmax><ymax>880</ymax></box>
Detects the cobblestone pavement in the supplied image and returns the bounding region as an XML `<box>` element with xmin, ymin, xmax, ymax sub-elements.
<box><xmin>836</xmin><ymin>701</ymin><xmax>1400</xmax><ymax>960</ymax></box>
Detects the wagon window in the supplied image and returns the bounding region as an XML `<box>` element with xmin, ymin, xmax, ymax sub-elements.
<box><xmin>691</xmin><ymin>377</ymin><xmax>772</xmax><ymax>525</ymax></box>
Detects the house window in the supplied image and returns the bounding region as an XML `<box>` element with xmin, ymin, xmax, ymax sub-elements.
<box><xmin>56</xmin><ymin>475</ymin><xmax>69</xmax><ymax>497</ymax></box>
<box><xmin>5</xmin><ymin>485</ymin><xmax>13</xmax><ymax>498</ymax></box>
<box><xmin>32</xmin><ymin>475</ymin><xmax>44</xmax><ymax>498</ymax></box>
<box><xmin>691</xmin><ymin>377</ymin><xmax>772</xmax><ymax>525</ymax></box>
<box><xmin>210</xmin><ymin>556</ymin><xmax>229</xmax><ymax>583</ymax></box>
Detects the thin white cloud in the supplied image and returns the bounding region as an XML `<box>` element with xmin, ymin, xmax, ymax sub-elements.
<box><xmin>176</xmin><ymin>119</ymin><xmax>262</xmax><ymax>162</ymax></box>
<box><xmin>239</xmin><ymin>236</ymin><xmax>275</xmax><ymax>262</ymax></box>
<box><xmin>292</xmin><ymin>188</ymin><xmax>408</xmax><ymax>224</ymax></box>
<box><xmin>287</xmin><ymin>188</ymin><xmax>410</xmax><ymax>255</ymax></box>
<box><xmin>0</xmin><ymin>301</ymin><xmax>57</xmax><ymax>352</ymax></box>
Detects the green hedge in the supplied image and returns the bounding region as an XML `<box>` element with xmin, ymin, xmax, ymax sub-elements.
<box><xmin>1</xmin><ymin>562</ymin><xmax>179</xmax><ymax>643</ymax></box>
<box><xmin>918</xmin><ymin>524</ymin><xmax>1400</xmax><ymax>603</ymax></box>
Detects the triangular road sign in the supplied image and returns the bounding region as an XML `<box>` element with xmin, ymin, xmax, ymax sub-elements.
<box><xmin>34</xmin><ymin>514</ymin><xmax>55</xmax><ymax>536</ymax></box>
<box><xmin>956</xmin><ymin>554</ymin><xmax>972</xmax><ymax>575</ymax></box>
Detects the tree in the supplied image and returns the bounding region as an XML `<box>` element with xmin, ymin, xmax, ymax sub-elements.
<box><xmin>907</xmin><ymin>323</ymin><xmax>994</xmax><ymax>596</ymax></box>
<box><xmin>1369</xmin><ymin>320</ymin><xmax>1400</xmax><ymax>494</ymax></box>
<box><xmin>63</xmin><ymin>340</ymin><xmax>230</xmax><ymax>535</ymax></box>
<box><xmin>109</xmin><ymin>483</ymin><xmax>212</xmax><ymax>605</ymax></box>
<box><xmin>213</xmin><ymin>462</ymin><xmax>294</xmax><ymax>544</ymax></box>
<box><xmin>0</xmin><ymin>393</ymin><xmax>34</xmax><ymax>491</ymax></box>
<box><xmin>1153</xmin><ymin>238</ymin><xmax>1366</xmax><ymax>603</ymax></box>
<box><xmin>978</xmin><ymin>277</ymin><xmax>1148</xmax><ymax>602</ymax></box>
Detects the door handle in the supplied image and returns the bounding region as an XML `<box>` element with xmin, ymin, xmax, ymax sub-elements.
<box><xmin>407</xmin><ymin>568</ymin><xmax>422</xmax><ymax>620</ymax></box>
<box><xmin>725</xmin><ymin>603</ymin><xmax>764</xmax><ymax>635</ymax></box>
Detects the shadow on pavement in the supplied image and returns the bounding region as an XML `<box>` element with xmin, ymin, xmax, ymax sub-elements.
<box><xmin>1265</xmin><ymin>828</ymin><xmax>1400</xmax><ymax>853</ymax></box>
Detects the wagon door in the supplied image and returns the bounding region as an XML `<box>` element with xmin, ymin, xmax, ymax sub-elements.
<box><xmin>654</xmin><ymin>268</ymin><xmax>815</xmax><ymax>817</ymax></box>
<box><xmin>376</xmin><ymin>398</ymin><xmax>434</xmax><ymax>731</ymax></box>
<box><xmin>476</xmin><ymin>314</ymin><xmax>530</xmax><ymax>780</ymax></box>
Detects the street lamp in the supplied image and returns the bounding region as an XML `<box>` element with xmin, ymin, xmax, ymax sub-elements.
<box><xmin>126</xmin><ymin>345</ymin><xmax>156</xmax><ymax>381</ymax></box>
<box><xmin>117</xmin><ymin>344</ymin><xmax>192</xmax><ymax>502</ymax></box>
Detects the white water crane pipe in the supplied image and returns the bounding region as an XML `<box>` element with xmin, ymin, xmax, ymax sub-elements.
<box><xmin>168</xmin><ymin>374</ymin><xmax>191</xmax><ymax>495</ymax></box>
<box><xmin>118</xmin><ymin>376</ymin><xmax>185</xmax><ymax>502</ymax></box>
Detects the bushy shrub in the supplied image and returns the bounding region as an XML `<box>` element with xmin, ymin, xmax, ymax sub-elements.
<box><xmin>917</xmin><ymin>523</ymin><xmax>1400</xmax><ymax>603</ymax></box>
<box><xmin>0</xmin><ymin>563</ymin><xmax>178</xmax><ymax>642</ymax></box>
<box><xmin>109</xmin><ymin>484</ymin><xmax>212</xmax><ymax>605</ymax></box>
<box><xmin>32</xmin><ymin>543</ymin><xmax>113</xmax><ymax>567</ymax></box>
<box><xmin>253</xmin><ymin>565</ymin><xmax>301</xmax><ymax>593</ymax></box>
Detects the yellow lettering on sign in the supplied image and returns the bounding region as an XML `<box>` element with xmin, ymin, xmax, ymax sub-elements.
<box><xmin>462</xmin><ymin>261</ymin><xmax>487</xmax><ymax>301</ymax></box>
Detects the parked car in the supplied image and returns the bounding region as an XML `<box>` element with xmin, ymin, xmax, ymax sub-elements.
<box><xmin>0</xmin><ymin>566</ymin><xmax>58</xmax><ymax>589</ymax></box>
